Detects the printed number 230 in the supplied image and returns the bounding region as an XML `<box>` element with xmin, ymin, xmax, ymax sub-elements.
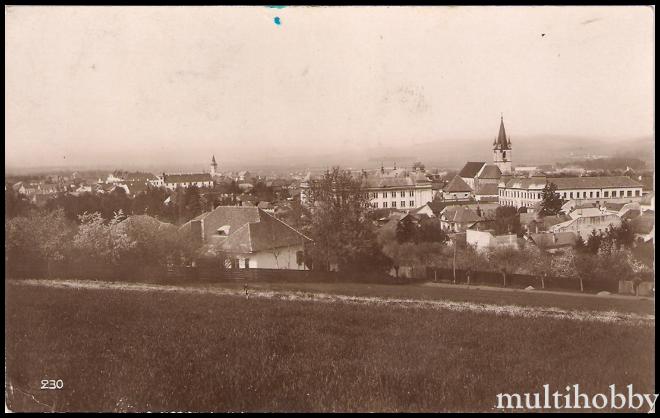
<box><xmin>40</xmin><ymin>380</ymin><xmax>63</xmax><ymax>390</ymax></box>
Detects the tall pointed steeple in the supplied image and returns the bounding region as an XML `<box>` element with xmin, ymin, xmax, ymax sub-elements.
<box><xmin>495</xmin><ymin>115</ymin><xmax>511</xmax><ymax>150</ymax></box>
<box><xmin>210</xmin><ymin>155</ymin><xmax>218</xmax><ymax>176</ymax></box>
<box><xmin>492</xmin><ymin>115</ymin><xmax>513</xmax><ymax>174</ymax></box>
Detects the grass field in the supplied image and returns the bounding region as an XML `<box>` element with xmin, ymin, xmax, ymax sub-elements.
<box><xmin>198</xmin><ymin>280</ymin><xmax>655</xmax><ymax>316</ymax></box>
<box><xmin>5</xmin><ymin>281</ymin><xmax>655</xmax><ymax>412</ymax></box>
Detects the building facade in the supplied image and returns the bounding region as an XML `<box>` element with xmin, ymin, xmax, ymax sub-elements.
<box><xmin>301</xmin><ymin>172</ymin><xmax>434</xmax><ymax>210</ymax></box>
<box><xmin>498</xmin><ymin>176</ymin><xmax>644</xmax><ymax>210</ymax></box>
<box><xmin>152</xmin><ymin>173</ymin><xmax>214</xmax><ymax>190</ymax></box>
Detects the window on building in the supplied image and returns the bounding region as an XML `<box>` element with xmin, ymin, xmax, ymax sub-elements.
<box><xmin>383</xmin><ymin>192</ymin><xmax>388</xmax><ymax>198</ymax></box>
<box><xmin>374</xmin><ymin>202</ymin><xmax>379</xmax><ymax>208</ymax></box>
<box><xmin>589</xmin><ymin>191</ymin><xmax>593</xmax><ymax>198</ymax></box>
<box><xmin>400</xmin><ymin>191</ymin><xmax>405</xmax><ymax>198</ymax></box>
<box><xmin>244</xmin><ymin>258</ymin><xmax>250</xmax><ymax>269</ymax></box>
<box><xmin>604</xmin><ymin>191</ymin><xmax>609</xmax><ymax>197</ymax></box>
<box><xmin>383</xmin><ymin>202</ymin><xmax>387</xmax><ymax>208</ymax></box>
<box><xmin>401</xmin><ymin>201</ymin><xmax>405</xmax><ymax>207</ymax></box>
<box><xmin>391</xmin><ymin>202</ymin><xmax>396</xmax><ymax>208</ymax></box>
<box><xmin>296</xmin><ymin>251</ymin><xmax>304</xmax><ymax>266</ymax></box>
<box><xmin>627</xmin><ymin>190</ymin><xmax>632</xmax><ymax>197</ymax></box>
<box><xmin>570</xmin><ymin>192</ymin><xmax>573</xmax><ymax>198</ymax></box>
<box><xmin>635</xmin><ymin>190</ymin><xmax>640</xmax><ymax>196</ymax></box>
<box><xmin>410</xmin><ymin>201</ymin><xmax>414</xmax><ymax>207</ymax></box>
<box><xmin>596</xmin><ymin>191</ymin><xmax>600</xmax><ymax>197</ymax></box>
<box><xmin>409</xmin><ymin>191</ymin><xmax>414</xmax><ymax>197</ymax></box>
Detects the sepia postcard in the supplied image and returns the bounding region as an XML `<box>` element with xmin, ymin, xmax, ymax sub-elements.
<box><xmin>4</xmin><ymin>5</ymin><xmax>655</xmax><ymax>413</ymax></box>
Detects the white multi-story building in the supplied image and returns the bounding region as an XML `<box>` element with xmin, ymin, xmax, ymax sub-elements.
<box><xmin>363</xmin><ymin>175</ymin><xmax>434</xmax><ymax>210</ymax></box>
<box><xmin>498</xmin><ymin>175</ymin><xmax>644</xmax><ymax>210</ymax></box>
<box><xmin>151</xmin><ymin>173</ymin><xmax>214</xmax><ymax>190</ymax></box>
<box><xmin>300</xmin><ymin>171</ymin><xmax>434</xmax><ymax>210</ymax></box>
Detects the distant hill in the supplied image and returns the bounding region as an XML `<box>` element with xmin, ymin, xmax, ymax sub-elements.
<box><xmin>6</xmin><ymin>135</ymin><xmax>653</xmax><ymax>174</ymax></box>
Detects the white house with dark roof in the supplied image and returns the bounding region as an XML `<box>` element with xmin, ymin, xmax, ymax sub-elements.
<box><xmin>179</xmin><ymin>206</ymin><xmax>312</xmax><ymax>270</ymax></box>
<box><xmin>442</xmin><ymin>175</ymin><xmax>473</xmax><ymax>201</ymax></box>
<box><xmin>439</xmin><ymin>205</ymin><xmax>484</xmax><ymax>232</ymax></box>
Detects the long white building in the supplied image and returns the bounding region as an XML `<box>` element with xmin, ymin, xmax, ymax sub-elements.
<box><xmin>498</xmin><ymin>175</ymin><xmax>644</xmax><ymax>209</ymax></box>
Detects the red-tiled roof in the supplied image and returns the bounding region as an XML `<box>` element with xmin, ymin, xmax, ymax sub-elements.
<box><xmin>477</xmin><ymin>164</ymin><xmax>502</xmax><ymax>179</ymax></box>
<box><xmin>181</xmin><ymin>206</ymin><xmax>311</xmax><ymax>253</ymax></box>
<box><xmin>550</xmin><ymin>176</ymin><xmax>643</xmax><ymax>190</ymax></box>
<box><xmin>444</xmin><ymin>175</ymin><xmax>473</xmax><ymax>193</ymax></box>
<box><xmin>530</xmin><ymin>232</ymin><xmax>577</xmax><ymax>249</ymax></box>
<box><xmin>441</xmin><ymin>206</ymin><xmax>482</xmax><ymax>223</ymax></box>
<box><xmin>503</xmin><ymin>176</ymin><xmax>643</xmax><ymax>191</ymax></box>
<box><xmin>218</xmin><ymin>209</ymin><xmax>312</xmax><ymax>253</ymax></box>
<box><xmin>475</xmin><ymin>183</ymin><xmax>499</xmax><ymax>196</ymax></box>
<box><xmin>362</xmin><ymin>177</ymin><xmax>415</xmax><ymax>189</ymax></box>
<box><xmin>458</xmin><ymin>162</ymin><xmax>485</xmax><ymax>178</ymax></box>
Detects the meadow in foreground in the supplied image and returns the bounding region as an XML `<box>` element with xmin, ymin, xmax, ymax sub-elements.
<box><xmin>5</xmin><ymin>282</ymin><xmax>655</xmax><ymax>412</ymax></box>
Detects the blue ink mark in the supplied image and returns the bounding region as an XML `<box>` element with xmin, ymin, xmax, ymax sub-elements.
<box><xmin>274</xmin><ymin>16</ymin><xmax>281</xmax><ymax>25</ymax></box>
<box><xmin>268</xmin><ymin>6</ymin><xmax>287</xmax><ymax>9</ymax></box>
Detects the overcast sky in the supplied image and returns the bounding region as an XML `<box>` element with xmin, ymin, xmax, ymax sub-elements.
<box><xmin>5</xmin><ymin>6</ymin><xmax>654</xmax><ymax>170</ymax></box>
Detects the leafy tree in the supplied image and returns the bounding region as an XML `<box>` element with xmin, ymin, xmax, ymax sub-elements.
<box><xmin>574</xmin><ymin>234</ymin><xmax>587</xmax><ymax>253</ymax></box>
<box><xmin>396</xmin><ymin>216</ymin><xmax>418</xmax><ymax>243</ymax></box>
<box><xmin>5</xmin><ymin>209</ymin><xmax>75</xmax><ymax>278</ymax></box>
<box><xmin>522</xmin><ymin>245</ymin><xmax>553</xmax><ymax>289</ymax></box>
<box><xmin>5</xmin><ymin>190</ymin><xmax>34</xmax><ymax>219</ymax></box>
<box><xmin>417</xmin><ymin>218</ymin><xmax>449</xmax><ymax>244</ymax></box>
<box><xmin>539</xmin><ymin>182</ymin><xmax>564</xmax><ymax>216</ymax></box>
<box><xmin>494</xmin><ymin>206</ymin><xmax>521</xmax><ymax>235</ymax></box>
<box><xmin>603</xmin><ymin>222</ymin><xmax>634</xmax><ymax>250</ymax></box>
<box><xmin>278</xmin><ymin>199</ymin><xmax>312</xmax><ymax>232</ymax></box>
<box><xmin>184</xmin><ymin>185</ymin><xmax>203</xmax><ymax>220</ymax></box>
<box><xmin>305</xmin><ymin>167</ymin><xmax>388</xmax><ymax>274</ymax></box>
<box><xmin>586</xmin><ymin>230</ymin><xmax>602</xmax><ymax>254</ymax></box>
<box><xmin>487</xmin><ymin>246</ymin><xmax>526</xmax><ymax>287</ymax></box>
<box><xmin>73</xmin><ymin>211</ymin><xmax>135</xmax><ymax>266</ymax></box>
<box><xmin>252</xmin><ymin>181</ymin><xmax>275</xmax><ymax>203</ymax></box>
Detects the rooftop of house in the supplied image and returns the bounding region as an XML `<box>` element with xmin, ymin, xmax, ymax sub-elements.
<box><xmin>568</xmin><ymin>207</ymin><xmax>604</xmax><ymax>219</ymax></box>
<box><xmin>444</xmin><ymin>175</ymin><xmax>473</xmax><ymax>193</ymax></box>
<box><xmin>475</xmin><ymin>183</ymin><xmax>499</xmax><ymax>196</ymax></box>
<box><xmin>183</xmin><ymin>206</ymin><xmax>312</xmax><ymax>254</ymax></box>
<box><xmin>529</xmin><ymin>232</ymin><xmax>578</xmax><ymax>249</ymax></box>
<box><xmin>440</xmin><ymin>206</ymin><xmax>483</xmax><ymax>224</ymax></box>
<box><xmin>458</xmin><ymin>162</ymin><xmax>486</xmax><ymax>178</ymax></box>
<box><xmin>477</xmin><ymin>164</ymin><xmax>502</xmax><ymax>180</ymax></box>
<box><xmin>502</xmin><ymin>175</ymin><xmax>643</xmax><ymax>190</ymax></box>
<box><xmin>163</xmin><ymin>173</ymin><xmax>213</xmax><ymax>183</ymax></box>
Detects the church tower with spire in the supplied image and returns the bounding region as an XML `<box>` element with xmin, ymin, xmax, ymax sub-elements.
<box><xmin>492</xmin><ymin>115</ymin><xmax>513</xmax><ymax>174</ymax></box>
<box><xmin>210</xmin><ymin>155</ymin><xmax>218</xmax><ymax>176</ymax></box>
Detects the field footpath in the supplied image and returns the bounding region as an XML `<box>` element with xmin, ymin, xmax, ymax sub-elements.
<box><xmin>11</xmin><ymin>279</ymin><xmax>654</xmax><ymax>326</ymax></box>
<box><xmin>422</xmin><ymin>281</ymin><xmax>652</xmax><ymax>300</ymax></box>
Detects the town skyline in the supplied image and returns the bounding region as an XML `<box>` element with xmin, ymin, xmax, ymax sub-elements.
<box><xmin>5</xmin><ymin>6</ymin><xmax>654</xmax><ymax>170</ymax></box>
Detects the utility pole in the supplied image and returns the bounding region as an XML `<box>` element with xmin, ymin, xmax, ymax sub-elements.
<box><xmin>452</xmin><ymin>238</ymin><xmax>457</xmax><ymax>284</ymax></box>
